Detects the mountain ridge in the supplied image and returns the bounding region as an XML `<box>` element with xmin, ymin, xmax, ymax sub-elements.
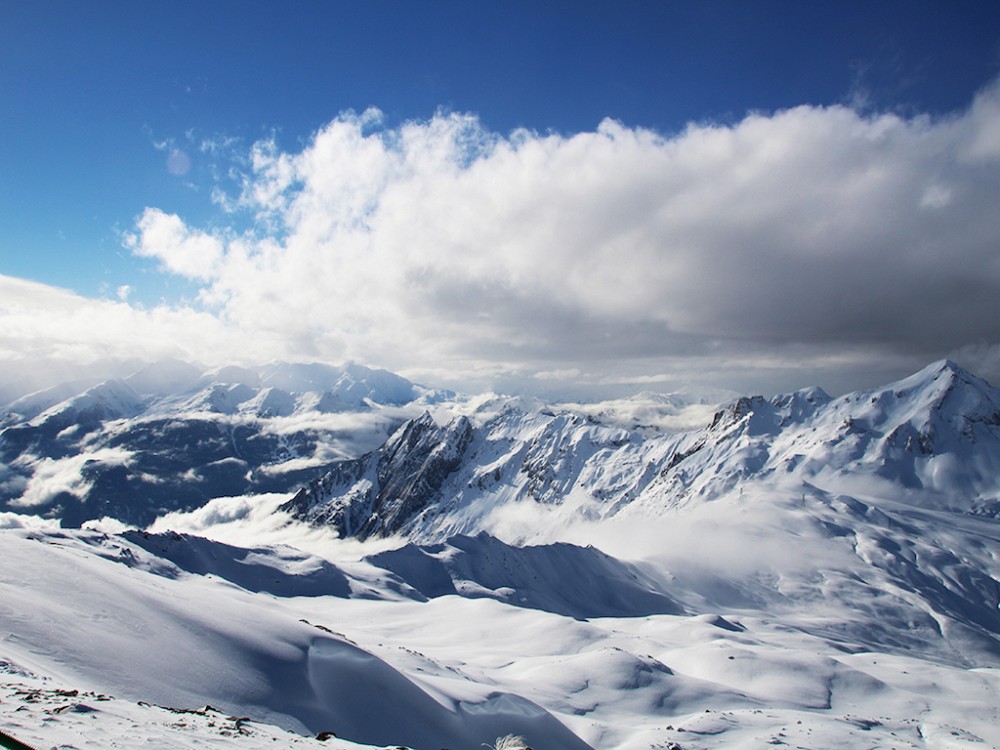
<box><xmin>4</xmin><ymin>359</ymin><xmax>1000</xmax><ymax>750</ymax></box>
<box><xmin>284</xmin><ymin>359</ymin><xmax>1000</xmax><ymax>540</ymax></box>
<box><xmin>0</xmin><ymin>361</ymin><xmax>427</xmax><ymax>526</ymax></box>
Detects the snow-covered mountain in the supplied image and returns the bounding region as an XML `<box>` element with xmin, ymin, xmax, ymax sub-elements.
<box><xmin>0</xmin><ymin>360</ymin><xmax>429</xmax><ymax>526</ymax></box>
<box><xmin>286</xmin><ymin>359</ymin><xmax>1000</xmax><ymax>540</ymax></box>
<box><xmin>3</xmin><ymin>359</ymin><xmax>1000</xmax><ymax>750</ymax></box>
<box><xmin>0</xmin><ymin>527</ymin><xmax>593</xmax><ymax>750</ymax></box>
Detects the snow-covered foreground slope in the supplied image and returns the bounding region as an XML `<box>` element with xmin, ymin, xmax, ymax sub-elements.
<box><xmin>0</xmin><ymin>665</ymin><xmax>377</xmax><ymax>750</ymax></box>
<box><xmin>3</xmin><ymin>483</ymin><xmax>1000</xmax><ymax>750</ymax></box>
<box><xmin>0</xmin><ymin>527</ymin><xmax>591</xmax><ymax>750</ymax></box>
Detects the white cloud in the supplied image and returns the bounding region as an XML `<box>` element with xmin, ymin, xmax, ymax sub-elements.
<box><xmin>124</xmin><ymin>208</ymin><xmax>223</xmax><ymax>282</ymax></box>
<box><xmin>12</xmin><ymin>448</ymin><xmax>133</xmax><ymax>509</ymax></box>
<box><xmin>0</xmin><ymin>512</ymin><xmax>61</xmax><ymax>531</ymax></box>
<box><xmin>147</xmin><ymin>493</ymin><xmax>394</xmax><ymax>561</ymax></box>
<box><xmin>7</xmin><ymin>80</ymin><xmax>1000</xmax><ymax>399</ymax></box>
<box><xmin>0</xmin><ymin>275</ymin><xmax>223</xmax><ymax>364</ymax></box>
<box><xmin>0</xmin><ymin>275</ymin><xmax>276</xmax><ymax>401</ymax></box>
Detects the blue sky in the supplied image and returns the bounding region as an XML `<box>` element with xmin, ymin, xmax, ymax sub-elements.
<box><xmin>3</xmin><ymin>1</ymin><xmax>1000</xmax><ymax>398</ymax></box>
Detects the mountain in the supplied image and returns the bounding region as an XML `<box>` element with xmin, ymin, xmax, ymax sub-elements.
<box><xmin>283</xmin><ymin>412</ymin><xmax>476</xmax><ymax>538</ymax></box>
<box><xmin>0</xmin><ymin>360</ymin><xmax>426</xmax><ymax>526</ymax></box>
<box><xmin>286</xmin><ymin>360</ymin><xmax>1000</xmax><ymax>540</ymax></box>
<box><xmin>4</xmin><ymin>359</ymin><xmax>1000</xmax><ymax>749</ymax></box>
<box><xmin>274</xmin><ymin>359</ymin><xmax>1000</xmax><ymax>668</ymax></box>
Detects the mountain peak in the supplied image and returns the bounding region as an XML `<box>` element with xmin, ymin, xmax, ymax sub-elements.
<box><xmin>282</xmin><ymin>411</ymin><xmax>476</xmax><ymax>540</ymax></box>
<box><xmin>874</xmin><ymin>358</ymin><xmax>998</xmax><ymax>424</ymax></box>
<box><xmin>895</xmin><ymin>358</ymin><xmax>976</xmax><ymax>390</ymax></box>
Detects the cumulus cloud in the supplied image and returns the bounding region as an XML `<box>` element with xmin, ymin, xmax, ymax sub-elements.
<box><xmin>132</xmin><ymin>83</ymin><xmax>1000</xmax><ymax>392</ymax></box>
<box><xmin>124</xmin><ymin>208</ymin><xmax>223</xmax><ymax>281</ymax></box>
<box><xmin>7</xmin><ymin>80</ymin><xmax>1000</xmax><ymax>398</ymax></box>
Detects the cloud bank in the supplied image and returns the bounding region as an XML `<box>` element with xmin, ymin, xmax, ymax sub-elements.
<box><xmin>7</xmin><ymin>81</ymin><xmax>1000</xmax><ymax>398</ymax></box>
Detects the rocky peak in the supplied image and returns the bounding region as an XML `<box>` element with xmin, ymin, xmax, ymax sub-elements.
<box><xmin>283</xmin><ymin>413</ymin><xmax>475</xmax><ymax>540</ymax></box>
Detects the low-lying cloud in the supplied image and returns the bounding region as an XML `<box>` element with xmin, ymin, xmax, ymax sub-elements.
<box><xmin>12</xmin><ymin>447</ymin><xmax>133</xmax><ymax>509</ymax></box>
<box><xmin>6</xmin><ymin>80</ymin><xmax>1000</xmax><ymax>398</ymax></box>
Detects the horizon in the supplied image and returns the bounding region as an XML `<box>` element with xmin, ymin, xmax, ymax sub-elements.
<box><xmin>0</xmin><ymin>353</ymin><xmax>985</xmax><ymax>411</ymax></box>
<box><xmin>3</xmin><ymin>2</ymin><xmax>1000</xmax><ymax>400</ymax></box>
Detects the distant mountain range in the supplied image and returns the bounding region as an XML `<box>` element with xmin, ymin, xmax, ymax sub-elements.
<box><xmin>286</xmin><ymin>359</ymin><xmax>1000</xmax><ymax>539</ymax></box>
<box><xmin>5</xmin><ymin>358</ymin><xmax>1000</xmax><ymax>534</ymax></box>
<box><xmin>0</xmin><ymin>360</ymin><xmax>427</xmax><ymax>525</ymax></box>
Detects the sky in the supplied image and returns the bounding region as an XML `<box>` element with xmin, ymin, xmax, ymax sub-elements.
<box><xmin>2</xmin><ymin>1</ymin><xmax>1000</xmax><ymax>400</ymax></box>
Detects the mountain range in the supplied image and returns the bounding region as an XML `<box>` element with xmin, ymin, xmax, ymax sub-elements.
<box><xmin>285</xmin><ymin>359</ymin><xmax>1000</xmax><ymax>539</ymax></box>
<box><xmin>1</xmin><ymin>359</ymin><xmax>999</xmax><ymax>749</ymax></box>
<box><xmin>0</xmin><ymin>360</ymin><xmax>426</xmax><ymax>526</ymax></box>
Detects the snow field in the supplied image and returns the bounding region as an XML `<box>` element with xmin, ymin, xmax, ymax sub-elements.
<box><xmin>6</xmin><ymin>479</ymin><xmax>999</xmax><ymax>750</ymax></box>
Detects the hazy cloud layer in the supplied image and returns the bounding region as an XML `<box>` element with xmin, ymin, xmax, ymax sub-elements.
<box><xmin>0</xmin><ymin>275</ymin><xmax>238</xmax><ymax>397</ymax></box>
<box><xmin>7</xmin><ymin>81</ymin><xmax>1000</xmax><ymax>398</ymax></box>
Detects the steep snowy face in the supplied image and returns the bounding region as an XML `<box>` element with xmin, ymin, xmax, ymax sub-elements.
<box><xmin>715</xmin><ymin>359</ymin><xmax>1000</xmax><ymax>505</ymax></box>
<box><xmin>0</xmin><ymin>361</ymin><xmax>422</xmax><ymax>526</ymax></box>
<box><xmin>26</xmin><ymin>379</ymin><xmax>146</xmax><ymax>432</ymax></box>
<box><xmin>283</xmin><ymin>407</ymin><xmax>654</xmax><ymax>540</ymax></box>
<box><xmin>638</xmin><ymin>361</ymin><xmax>1000</xmax><ymax>512</ymax></box>
<box><xmin>287</xmin><ymin>360</ymin><xmax>1000</xmax><ymax>541</ymax></box>
<box><xmin>281</xmin><ymin>413</ymin><xmax>475</xmax><ymax>539</ymax></box>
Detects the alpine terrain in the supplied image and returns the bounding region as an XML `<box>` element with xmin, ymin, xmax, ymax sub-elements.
<box><xmin>1</xmin><ymin>359</ymin><xmax>999</xmax><ymax>750</ymax></box>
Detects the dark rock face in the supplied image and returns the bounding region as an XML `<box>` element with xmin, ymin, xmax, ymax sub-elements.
<box><xmin>282</xmin><ymin>413</ymin><xmax>474</xmax><ymax>540</ymax></box>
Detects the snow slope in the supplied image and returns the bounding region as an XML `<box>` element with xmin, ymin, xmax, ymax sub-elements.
<box><xmin>0</xmin><ymin>664</ymin><xmax>378</xmax><ymax>750</ymax></box>
<box><xmin>0</xmin><ymin>528</ymin><xmax>591</xmax><ymax>750</ymax></box>
<box><xmin>364</xmin><ymin>531</ymin><xmax>684</xmax><ymax>619</ymax></box>
<box><xmin>3</xmin><ymin>502</ymin><xmax>1000</xmax><ymax>749</ymax></box>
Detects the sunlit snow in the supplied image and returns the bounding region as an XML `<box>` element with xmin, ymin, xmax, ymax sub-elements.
<box><xmin>2</xmin><ymin>359</ymin><xmax>1000</xmax><ymax>749</ymax></box>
